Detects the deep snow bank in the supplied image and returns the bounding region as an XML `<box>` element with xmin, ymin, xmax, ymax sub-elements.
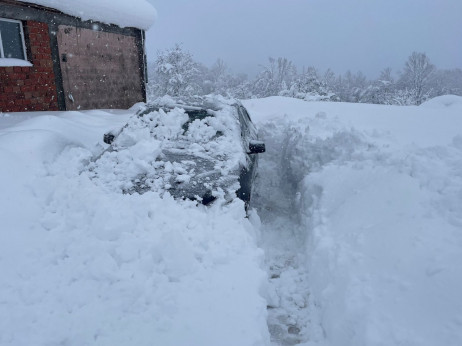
<box><xmin>420</xmin><ymin>94</ymin><xmax>462</xmax><ymax>109</ymax></box>
<box><xmin>0</xmin><ymin>110</ymin><xmax>269</xmax><ymax>346</ymax></box>
<box><xmin>243</xmin><ymin>96</ymin><xmax>462</xmax><ymax>346</ymax></box>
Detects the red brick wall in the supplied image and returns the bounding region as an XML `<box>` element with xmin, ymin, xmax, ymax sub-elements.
<box><xmin>0</xmin><ymin>21</ymin><xmax>59</xmax><ymax>112</ymax></box>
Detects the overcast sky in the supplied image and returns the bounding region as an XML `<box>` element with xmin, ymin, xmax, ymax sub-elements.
<box><xmin>145</xmin><ymin>0</ymin><xmax>462</xmax><ymax>78</ymax></box>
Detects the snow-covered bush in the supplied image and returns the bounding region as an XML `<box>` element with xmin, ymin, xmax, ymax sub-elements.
<box><xmin>281</xmin><ymin>67</ymin><xmax>338</xmax><ymax>102</ymax></box>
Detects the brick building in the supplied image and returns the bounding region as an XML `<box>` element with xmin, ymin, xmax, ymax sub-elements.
<box><xmin>0</xmin><ymin>0</ymin><xmax>156</xmax><ymax>112</ymax></box>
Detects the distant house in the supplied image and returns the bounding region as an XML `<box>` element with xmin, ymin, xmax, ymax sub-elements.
<box><xmin>0</xmin><ymin>0</ymin><xmax>156</xmax><ymax>112</ymax></box>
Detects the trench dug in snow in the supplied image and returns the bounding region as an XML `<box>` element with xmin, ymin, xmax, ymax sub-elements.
<box><xmin>252</xmin><ymin>114</ymin><xmax>369</xmax><ymax>345</ymax></box>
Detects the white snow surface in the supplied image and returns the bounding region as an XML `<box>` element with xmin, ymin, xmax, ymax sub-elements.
<box><xmin>1</xmin><ymin>95</ymin><xmax>462</xmax><ymax>346</ymax></box>
<box><xmin>243</xmin><ymin>96</ymin><xmax>462</xmax><ymax>346</ymax></box>
<box><xmin>19</xmin><ymin>0</ymin><xmax>157</xmax><ymax>29</ymax></box>
<box><xmin>0</xmin><ymin>58</ymin><xmax>32</xmax><ymax>67</ymax></box>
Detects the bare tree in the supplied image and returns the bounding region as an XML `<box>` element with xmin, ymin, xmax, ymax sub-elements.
<box><xmin>379</xmin><ymin>67</ymin><xmax>394</xmax><ymax>83</ymax></box>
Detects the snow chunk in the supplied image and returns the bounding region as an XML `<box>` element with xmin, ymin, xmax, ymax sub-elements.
<box><xmin>20</xmin><ymin>0</ymin><xmax>157</xmax><ymax>30</ymax></box>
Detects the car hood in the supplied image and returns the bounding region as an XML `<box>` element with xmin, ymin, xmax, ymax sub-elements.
<box><xmin>160</xmin><ymin>150</ymin><xmax>241</xmax><ymax>203</ymax></box>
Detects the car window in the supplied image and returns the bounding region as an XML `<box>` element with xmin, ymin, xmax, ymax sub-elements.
<box><xmin>239</xmin><ymin>106</ymin><xmax>252</xmax><ymax>123</ymax></box>
<box><xmin>238</xmin><ymin>106</ymin><xmax>258</xmax><ymax>144</ymax></box>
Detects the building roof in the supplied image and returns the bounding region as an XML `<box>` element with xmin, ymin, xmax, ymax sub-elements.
<box><xmin>18</xmin><ymin>0</ymin><xmax>157</xmax><ymax>30</ymax></box>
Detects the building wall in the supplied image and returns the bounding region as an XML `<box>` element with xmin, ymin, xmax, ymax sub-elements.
<box><xmin>1</xmin><ymin>0</ymin><xmax>147</xmax><ymax>112</ymax></box>
<box><xmin>0</xmin><ymin>21</ymin><xmax>59</xmax><ymax>112</ymax></box>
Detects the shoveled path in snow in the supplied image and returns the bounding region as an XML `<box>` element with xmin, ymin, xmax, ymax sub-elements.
<box><xmin>257</xmin><ymin>213</ymin><xmax>310</xmax><ymax>346</ymax></box>
<box><xmin>249</xmin><ymin>100</ymin><xmax>378</xmax><ymax>345</ymax></box>
<box><xmin>250</xmin><ymin>118</ymin><xmax>314</xmax><ymax>345</ymax></box>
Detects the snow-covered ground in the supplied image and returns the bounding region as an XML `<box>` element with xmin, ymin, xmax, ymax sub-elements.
<box><xmin>0</xmin><ymin>108</ymin><xmax>268</xmax><ymax>346</ymax></box>
<box><xmin>1</xmin><ymin>95</ymin><xmax>462</xmax><ymax>346</ymax></box>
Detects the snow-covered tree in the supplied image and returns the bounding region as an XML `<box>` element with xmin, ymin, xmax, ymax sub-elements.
<box><xmin>283</xmin><ymin>67</ymin><xmax>337</xmax><ymax>101</ymax></box>
<box><xmin>206</xmin><ymin>59</ymin><xmax>236</xmax><ymax>96</ymax></box>
<box><xmin>323</xmin><ymin>68</ymin><xmax>337</xmax><ymax>92</ymax></box>
<box><xmin>209</xmin><ymin>59</ymin><xmax>227</xmax><ymax>85</ymax></box>
<box><xmin>360</xmin><ymin>68</ymin><xmax>396</xmax><ymax>105</ymax></box>
<box><xmin>333</xmin><ymin>71</ymin><xmax>367</xmax><ymax>102</ymax></box>
<box><xmin>390</xmin><ymin>89</ymin><xmax>416</xmax><ymax>106</ymax></box>
<box><xmin>398</xmin><ymin>52</ymin><xmax>435</xmax><ymax>105</ymax></box>
<box><xmin>229</xmin><ymin>78</ymin><xmax>254</xmax><ymax>99</ymax></box>
<box><xmin>253</xmin><ymin>57</ymin><xmax>297</xmax><ymax>97</ymax></box>
<box><xmin>145</xmin><ymin>46</ymin><xmax>459</xmax><ymax>106</ymax></box>
<box><xmin>428</xmin><ymin>68</ymin><xmax>462</xmax><ymax>97</ymax></box>
<box><xmin>379</xmin><ymin>67</ymin><xmax>394</xmax><ymax>83</ymax></box>
<box><xmin>151</xmin><ymin>44</ymin><xmax>201</xmax><ymax>97</ymax></box>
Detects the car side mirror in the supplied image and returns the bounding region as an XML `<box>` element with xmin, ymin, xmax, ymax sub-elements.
<box><xmin>248</xmin><ymin>140</ymin><xmax>266</xmax><ymax>154</ymax></box>
<box><xmin>103</xmin><ymin>132</ymin><xmax>116</xmax><ymax>144</ymax></box>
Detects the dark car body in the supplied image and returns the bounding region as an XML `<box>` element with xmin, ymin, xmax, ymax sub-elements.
<box><xmin>100</xmin><ymin>96</ymin><xmax>265</xmax><ymax>207</ymax></box>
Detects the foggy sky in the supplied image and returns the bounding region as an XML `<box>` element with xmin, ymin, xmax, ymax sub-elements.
<box><xmin>146</xmin><ymin>0</ymin><xmax>462</xmax><ymax>78</ymax></box>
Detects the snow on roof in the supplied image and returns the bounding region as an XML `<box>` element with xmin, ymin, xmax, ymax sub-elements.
<box><xmin>19</xmin><ymin>0</ymin><xmax>157</xmax><ymax>30</ymax></box>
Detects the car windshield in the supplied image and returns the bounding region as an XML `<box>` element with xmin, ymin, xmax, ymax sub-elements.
<box><xmin>181</xmin><ymin>109</ymin><xmax>213</xmax><ymax>133</ymax></box>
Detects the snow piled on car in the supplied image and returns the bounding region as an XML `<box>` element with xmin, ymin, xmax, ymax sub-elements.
<box><xmin>89</xmin><ymin>98</ymin><xmax>246</xmax><ymax>201</ymax></box>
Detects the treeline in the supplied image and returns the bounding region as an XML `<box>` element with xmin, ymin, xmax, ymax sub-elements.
<box><xmin>147</xmin><ymin>44</ymin><xmax>462</xmax><ymax>105</ymax></box>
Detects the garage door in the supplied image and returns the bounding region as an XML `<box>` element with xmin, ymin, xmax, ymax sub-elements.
<box><xmin>57</xmin><ymin>25</ymin><xmax>144</xmax><ymax>110</ymax></box>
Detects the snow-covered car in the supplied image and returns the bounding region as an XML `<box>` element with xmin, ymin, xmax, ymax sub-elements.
<box><xmin>97</xmin><ymin>96</ymin><xmax>265</xmax><ymax>207</ymax></box>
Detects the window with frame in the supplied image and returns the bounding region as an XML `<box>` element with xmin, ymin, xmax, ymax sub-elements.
<box><xmin>0</xmin><ymin>18</ymin><xmax>27</xmax><ymax>60</ymax></box>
